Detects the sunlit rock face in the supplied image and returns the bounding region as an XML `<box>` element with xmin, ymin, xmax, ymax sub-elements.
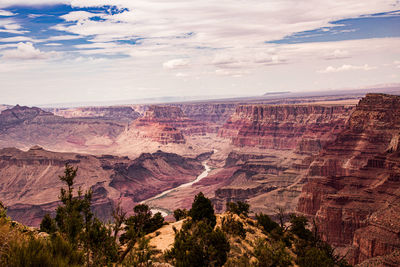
<box><xmin>0</xmin><ymin>105</ymin><xmax>126</xmax><ymax>151</ymax></box>
<box><xmin>0</xmin><ymin>147</ymin><xmax>203</xmax><ymax>227</ymax></box>
<box><xmin>298</xmin><ymin>93</ymin><xmax>400</xmax><ymax>265</ymax></box>
<box><xmin>220</xmin><ymin>104</ymin><xmax>353</xmax><ymax>151</ymax></box>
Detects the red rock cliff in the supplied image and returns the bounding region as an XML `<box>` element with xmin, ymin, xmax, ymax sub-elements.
<box><xmin>297</xmin><ymin>93</ymin><xmax>400</xmax><ymax>265</ymax></box>
<box><xmin>125</xmin><ymin>105</ymin><xmax>210</xmax><ymax>144</ymax></box>
<box><xmin>220</xmin><ymin>104</ymin><xmax>353</xmax><ymax>153</ymax></box>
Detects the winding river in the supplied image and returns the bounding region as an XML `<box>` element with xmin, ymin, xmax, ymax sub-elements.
<box><xmin>140</xmin><ymin>162</ymin><xmax>211</xmax><ymax>216</ymax></box>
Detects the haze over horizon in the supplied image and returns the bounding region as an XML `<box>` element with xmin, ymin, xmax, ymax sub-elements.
<box><xmin>0</xmin><ymin>1</ymin><xmax>399</xmax><ymax>105</ymax></box>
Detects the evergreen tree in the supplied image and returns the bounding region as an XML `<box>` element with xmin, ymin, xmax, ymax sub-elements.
<box><xmin>189</xmin><ymin>192</ymin><xmax>216</xmax><ymax>227</ymax></box>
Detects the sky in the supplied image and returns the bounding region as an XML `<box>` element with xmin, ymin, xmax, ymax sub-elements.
<box><xmin>0</xmin><ymin>0</ymin><xmax>399</xmax><ymax>105</ymax></box>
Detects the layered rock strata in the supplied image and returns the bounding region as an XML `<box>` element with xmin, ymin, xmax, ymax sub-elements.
<box><xmin>220</xmin><ymin>104</ymin><xmax>354</xmax><ymax>152</ymax></box>
<box><xmin>0</xmin><ymin>105</ymin><xmax>126</xmax><ymax>151</ymax></box>
<box><xmin>297</xmin><ymin>94</ymin><xmax>400</xmax><ymax>265</ymax></box>
<box><xmin>123</xmin><ymin>105</ymin><xmax>209</xmax><ymax>144</ymax></box>
<box><xmin>0</xmin><ymin>146</ymin><xmax>203</xmax><ymax>226</ymax></box>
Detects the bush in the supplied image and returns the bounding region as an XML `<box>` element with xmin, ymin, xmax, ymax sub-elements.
<box><xmin>39</xmin><ymin>214</ymin><xmax>57</xmax><ymax>234</ymax></box>
<box><xmin>3</xmin><ymin>235</ymin><xmax>84</xmax><ymax>267</ymax></box>
<box><xmin>166</xmin><ymin>220</ymin><xmax>230</xmax><ymax>267</ymax></box>
<box><xmin>289</xmin><ymin>214</ymin><xmax>312</xmax><ymax>241</ymax></box>
<box><xmin>189</xmin><ymin>192</ymin><xmax>216</xmax><ymax>228</ymax></box>
<box><xmin>254</xmin><ymin>239</ymin><xmax>292</xmax><ymax>267</ymax></box>
<box><xmin>173</xmin><ymin>208</ymin><xmax>188</xmax><ymax>221</ymax></box>
<box><xmin>256</xmin><ymin>213</ymin><xmax>279</xmax><ymax>233</ymax></box>
<box><xmin>221</xmin><ymin>215</ymin><xmax>246</xmax><ymax>238</ymax></box>
<box><xmin>226</xmin><ymin>201</ymin><xmax>250</xmax><ymax>217</ymax></box>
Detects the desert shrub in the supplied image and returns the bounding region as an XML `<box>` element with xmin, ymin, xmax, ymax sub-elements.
<box><xmin>173</xmin><ymin>208</ymin><xmax>188</xmax><ymax>221</ymax></box>
<box><xmin>3</xmin><ymin>235</ymin><xmax>84</xmax><ymax>267</ymax></box>
<box><xmin>39</xmin><ymin>214</ymin><xmax>57</xmax><ymax>234</ymax></box>
<box><xmin>226</xmin><ymin>201</ymin><xmax>250</xmax><ymax>217</ymax></box>
<box><xmin>256</xmin><ymin>213</ymin><xmax>279</xmax><ymax>233</ymax></box>
<box><xmin>166</xmin><ymin>220</ymin><xmax>230</xmax><ymax>267</ymax></box>
<box><xmin>224</xmin><ymin>253</ymin><xmax>252</xmax><ymax>267</ymax></box>
<box><xmin>221</xmin><ymin>214</ymin><xmax>246</xmax><ymax>238</ymax></box>
<box><xmin>289</xmin><ymin>214</ymin><xmax>312</xmax><ymax>241</ymax></box>
<box><xmin>253</xmin><ymin>238</ymin><xmax>292</xmax><ymax>267</ymax></box>
<box><xmin>0</xmin><ymin>201</ymin><xmax>6</xmax><ymax>219</ymax></box>
<box><xmin>119</xmin><ymin>204</ymin><xmax>164</xmax><ymax>263</ymax></box>
<box><xmin>123</xmin><ymin>237</ymin><xmax>157</xmax><ymax>267</ymax></box>
<box><xmin>189</xmin><ymin>192</ymin><xmax>216</xmax><ymax>228</ymax></box>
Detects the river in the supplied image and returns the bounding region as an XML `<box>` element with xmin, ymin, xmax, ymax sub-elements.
<box><xmin>140</xmin><ymin>162</ymin><xmax>211</xmax><ymax>216</ymax></box>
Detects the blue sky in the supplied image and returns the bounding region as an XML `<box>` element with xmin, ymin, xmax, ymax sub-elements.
<box><xmin>0</xmin><ymin>1</ymin><xmax>399</xmax><ymax>105</ymax></box>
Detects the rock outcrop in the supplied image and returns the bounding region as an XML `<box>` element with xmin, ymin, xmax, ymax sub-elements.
<box><xmin>0</xmin><ymin>147</ymin><xmax>203</xmax><ymax>226</ymax></box>
<box><xmin>297</xmin><ymin>94</ymin><xmax>400</xmax><ymax>265</ymax></box>
<box><xmin>49</xmin><ymin>106</ymin><xmax>140</xmax><ymax>122</ymax></box>
<box><xmin>172</xmin><ymin>103</ymin><xmax>236</xmax><ymax>132</ymax></box>
<box><xmin>122</xmin><ymin>105</ymin><xmax>210</xmax><ymax>144</ymax></box>
<box><xmin>220</xmin><ymin>105</ymin><xmax>353</xmax><ymax>153</ymax></box>
<box><xmin>0</xmin><ymin>105</ymin><xmax>126</xmax><ymax>152</ymax></box>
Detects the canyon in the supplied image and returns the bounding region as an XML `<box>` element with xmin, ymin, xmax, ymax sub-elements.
<box><xmin>0</xmin><ymin>91</ymin><xmax>400</xmax><ymax>265</ymax></box>
<box><xmin>298</xmin><ymin>94</ymin><xmax>400</xmax><ymax>265</ymax></box>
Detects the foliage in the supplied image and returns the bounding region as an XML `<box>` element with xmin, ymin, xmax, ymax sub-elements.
<box><xmin>0</xmin><ymin>200</ymin><xmax>7</xmax><ymax>219</ymax></box>
<box><xmin>189</xmin><ymin>192</ymin><xmax>216</xmax><ymax>228</ymax></box>
<box><xmin>119</xmin><ymin>204</ymin><xmax>164</xmax><ymax>263</ymax></box>
<box><xmin>226</xmin><ymin>201</ymin><xmax>250</xmax><ymax>217</ymax></box>
<box><xmin>39</xmin><ymin>214</ymin><xmax>57</xmax><ymax>234</ymax></box>
<box><xmin>3</xmin><ymin>235</ymin><xmax>84</xmax><ymax>267</ymax></box>
<box><xmin>289</xmin><ymin>214</ymin><xmax>312</xmax><ymax>240</ymax></box>
<box><xmin>253</xmin><ymin>238</ymin><xmax>292</xmax><ymax>267</ymax></box>
<box><xmin>166</xmin><ymin>220</ymin><xmax>230</xmax><ymax>267</ymax></box>
<box><xmin>54</xmin><ymin>164</ymin><xmax>89</xmax><ymax>247</ymax></box>
<box><xmin>256</xmin><ymin>213</ymin><xmax>279</xmax><ymax>233</ymax></box>
<box><xmin>173</xmin><ymin>208</ymin><xmax>188</xmax><ymax>221</ymax></box>
<box><xmin>221</xmin><ymin>214</ymin><xmax>246</xmax><ymax>238</ymax></box>
<box><xmin>123</xmin><ymin>237</ymin><xmax>157</xmax><ymax>267</ymax></box>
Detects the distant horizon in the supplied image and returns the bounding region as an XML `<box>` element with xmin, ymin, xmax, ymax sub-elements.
<box><xmin>1</xmin><ymin>82</ymin><xmax>400</xmax><ymax>108</ymax></box>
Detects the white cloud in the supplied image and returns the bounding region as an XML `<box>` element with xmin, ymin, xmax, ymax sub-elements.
<box><xmin>163</xmin><ymin>58</ymin><xmax>189</xmax><ymax>69</ymax></box>
<box><xmin>44</xmin><ymin>43</ymin><xmax>63</xmax><ymax>46</ymax></box>
<box><xmin>60</xmin><ymin>11</ymin><xmax>99</xmax><ymax>22</ymax></box>
<box><xmin>0</xmin><ymin>36</ymin><xmax>36</xmax><ymax>43</ymax></box>
<box><xmin>0</xmin><ymin>19</ymin><xmax>26</xmax><ymax>34</ymax></box>
<box><xmin>47</xmin><ymin>35</ymin><xmax>82</xmax><ymax>41</ymax></box>
<box><xmin>324</xmin><ymin>49</ymin><xmax>350</xmax><ymax>60</ymax></box>
<box><xmin>318</xmin><ymin>64</ymin><xmax>377</xmax><ymax>73</ymax></box>
<box><xmin>2</xmin><ymin>42</ymin><xmax>52</xmax><ymax>60</ymax></box>
<box><xmin>0</xmin><ymin>9</ymin><xmax>14</xmax><ymax>16</ymax></box>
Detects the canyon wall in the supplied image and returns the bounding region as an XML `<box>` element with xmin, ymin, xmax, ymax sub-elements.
<box><xmin>0</xmin><ymin>146</ymin><xmax>203</xmax><ymax>226</ymax></box>
<box><xmin>220</xmin><ymin>104</ymin><xmax>353</xmax><ymax>152</ymax></box>
<box><xmin>297</xmin><ymin>93</ymin><xmax>400</xmax><ymax>265</ymax></box>
<box><xmin>121</xmin><ymin>105</ymin><xmax>210</xmax><ymax>144</ymax></box>
<box><xmin>0</xmin><ymin>105</ymin><xmax>126</xmax><ymax>152</ymax></box>
<box><xmin>49</xmin><ymin>106</ymin><xmax>140</xmax><ymax>122</ymax></box>
<box><xmin>210</xmin><ymin>104</ymin><xmax>354</xmax><ymax>215</ymax></box>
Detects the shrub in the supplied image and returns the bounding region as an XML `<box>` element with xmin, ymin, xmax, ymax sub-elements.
<box><xmin>173</xmin><ymin>208</ymin><xmax>188</xmax><ymax>221</ymax></box>
<box><xmin>289</xmin><ymin>214</ymin><xmax>312</xmax><ymax>241</ymax></box>
<box><xmin>254</xmin><ymin>239</ymin><xmax>292</xmax><ymax>267</ymax></box>
<box><xmin>39</xmin><ymin>214</ymin><xmax>57</xmax><ymax>234</ymax></box>
<box><xmin>256</xmin><ymin>213</ymin><xmax>279</xmax><ymax>233</ymax></box>
<box><xmin>221</xmin><ymin>214</ymin><xmax>246</xmax><ymax>238</ymax></box>
<box><xmin>226</xmin><ymin>201</ymin><xmax>250</xmax><ymax>217</ymax></box>
<box><xmin>189</xmin><ymin>192</ymin><xmax>216</xmax><ymax>228</ymax></box>
<box><xmin>166</xmin><ymin>220</ymin><xmax>230</xmax><ymax>267</ymax></box>
<box><xmin>3</xmin><ymin>235</ymin><xmax>84</xmax><ymax>267</ymax></box>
